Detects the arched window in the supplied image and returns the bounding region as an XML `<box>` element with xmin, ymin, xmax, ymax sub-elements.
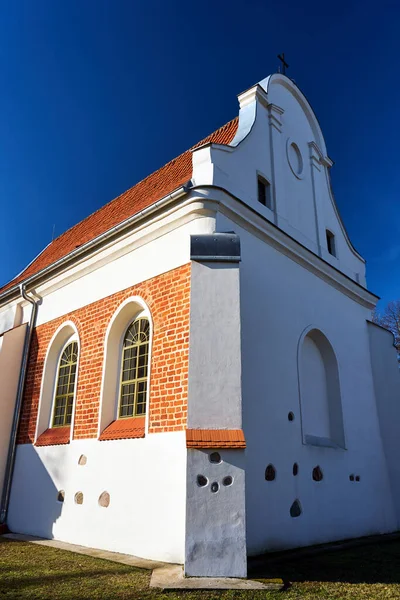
<box><xmin>52</xmin><ymin>341</ymin><xmax>78</xmax><ymax>427</ymax></box>
<box><xmin>119</xmin><ymin>317</ymin><xmax>150</xmax><ymax>418</ymax></box>
<box><xmin>298</xmin><ymin>328</ymin><xmax>345</xmax><ymax>449</ymax></box>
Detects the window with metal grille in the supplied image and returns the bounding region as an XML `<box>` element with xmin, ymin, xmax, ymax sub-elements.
<box><xmin>52</xmin><ymin>341</ymin><xmax>78</xmax><ymax>427</ymax></box>
<box><xmin>119</xmin><ymin>317</ymin><xmax>150</xmax><ymax>418</ymax></box>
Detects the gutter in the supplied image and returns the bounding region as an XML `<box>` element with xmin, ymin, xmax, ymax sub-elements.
<box><xmin>0</xmin><ymin>285</ymin><xmax>40</xmax><ymax>525</ymax></box>
<box><xmin>0</xmin><ymin>185</ymin><xmax>189</xmax><ymax>307</ymax></box>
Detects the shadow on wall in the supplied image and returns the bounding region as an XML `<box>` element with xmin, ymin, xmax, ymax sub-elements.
<box><xmin>248</xmin><ymin>537</ymin><xmax>400</xmax><ymax>585</ymax></box>
<box><xmin>8</xmin><ymin>446</ymin><xmax>62</xmax><ymax>539</ymax></box>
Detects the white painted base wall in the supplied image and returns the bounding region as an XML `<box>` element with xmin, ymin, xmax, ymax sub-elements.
<box><xmin>185</xmin><ymin>449</ymin><xmax>246</xmax><ymax>577</ymax></box>
<box><xmin>8</xmin><ymin>432</ymin><xmax>186</xmax><ymax>564</ymax></box>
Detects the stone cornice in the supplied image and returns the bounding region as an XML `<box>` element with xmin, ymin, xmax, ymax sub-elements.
<box><xmin>191</xmin><ymin>187</ymin><xmax>378</xmax><ymax>310</ymax></box>
<box><xmin>237</xmin><ymin>84</ymin><xmax>269</xmax><ymax>110</ymax></box>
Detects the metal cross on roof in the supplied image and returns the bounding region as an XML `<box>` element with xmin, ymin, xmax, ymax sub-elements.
<box><xmin>277</xmin><ymin>53</ymin><xmax>289</xmax><ymax>75</ymax></box>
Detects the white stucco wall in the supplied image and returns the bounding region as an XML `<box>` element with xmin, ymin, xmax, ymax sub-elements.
<box><xmin>22</xmin><ymin>210</ymin><xmax>215</xmax><ymax>327</ymax></box>
<box><xmin>185</xmin><ymin>448</ymin><xmax>246</xmax><ymax>577</ymax></box>
<box><xmin>0</xmin><ymin>304</ymin><xmax>22</xmax><ymax>336</ymax></box>
<box><xmin>192</xmin><ymin>74</ymin><xmax>366</xmax><ymax>287</ymax></box>
<box><xmin>7</xmin><ymin>210</ymin><xmax>216</xmax><ymax>564</ymax></box>
<box><xmin>0</xmin><ymin>324</ymin><xmax>27</xmax><ymax>498</ymax></box>
<box><xmin>8</xmin><ymin>432</ymin><xmax>186</xmax><ymax>563</ymax></box>
<box><xmin>187</xmin><ymin>260</ymin><xmax>242</xmax><ymax>429</ymax></box>
<box><xmin>185</xmin><ymin>257</ymin><xmax>246</xmax><ymax>577</ymax></box>
<box><xmin>367</xmin><ymin>321</ymin><xmax>400</xmax><ymax>527</ymax></box>
<box><xmin>217</xmin><ymin>212</ymin><xmax>396</xmax><ymax>555</ymax></box>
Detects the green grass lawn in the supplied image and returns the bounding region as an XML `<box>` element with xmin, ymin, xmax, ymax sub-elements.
<box><xmin>1</xmin><ymin>536</ymin><xmax>400</xmax><ymax>599</ymax></box>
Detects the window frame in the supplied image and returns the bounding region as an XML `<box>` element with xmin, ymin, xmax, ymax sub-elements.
<box><xmin>257</xmin><ymin>174</ymin><xmax>273</xmax><ymax>210</ymax></box>
<box><xmin>50</xmin><ymin>334</ymin><xmax>79</xmax><ymax>429</ymax></box>
<box><xmin>326</xmin><ymin>229</ymin><xmax>336</xmax><ymax>257</ymax></box>
<box><xmin>117</xmin><ymin>314</ymin><xmax>150</xmax><ymax>420</ymax></box>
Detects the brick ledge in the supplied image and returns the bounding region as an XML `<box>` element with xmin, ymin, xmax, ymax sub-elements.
<box><xmin>35</xmin><ymin>427</ymin><xmax>71</xmax><ymax>447</ymax></box>
<box><xmin>99</xmin><ymin>417</ymin><xmax>146</xmax><ymax>441</ymax></box>
<box><xmin>186</xmin><ymin>429</ymin><xmax>246</xmax><ymax>449</ymax></box>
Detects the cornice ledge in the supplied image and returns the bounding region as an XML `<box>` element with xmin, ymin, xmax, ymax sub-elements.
<box><xmin>308</xmin><ymin>141</ymin><xmax>332</xmax><ymax>169</ymax></box>
<box><xmin>238</xmin><ymin>84</ymin><xmax>269</xmax><ymax>110</ymax></box>
<box><xmin>192</xmin><ymin>187</ymin><xmax>377</xmax><ymax>310</ymax></box>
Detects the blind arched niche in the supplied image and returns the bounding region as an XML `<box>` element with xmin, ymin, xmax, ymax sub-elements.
<box><xmin>298</xmin><ymin>328</ymin><xmax>345</xmax><ymax>449</ymax></box>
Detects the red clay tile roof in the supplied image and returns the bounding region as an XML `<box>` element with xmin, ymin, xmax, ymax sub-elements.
<box><xmin>0</xmin><ymin>117</ymin><xmax>239</xmax><ymax>296</ymax></box>
<box><xmin>99</xmin><ymin>417</ymin><xmax>146</xmax><ymax>441</ymax></box>
<box><xmin>186</xmin><ymin>429</ymin><xmax>246</xmax><ymax>449</ymax></box>
<box><xmin>35</xmin><ymin>426</ymin><xmax>70</xmax><ymax>446</ymax></box>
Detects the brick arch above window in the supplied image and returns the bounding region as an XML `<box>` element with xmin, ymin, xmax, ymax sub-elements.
<box><xmin>35</xmin><ymin>321</ymin><xmax>80</xmax><ymax>446</ymax></box>
<box><xmin>98</xmin><ymin>297</ymin><xmax>153</xmax><ymax>440</ymax></box>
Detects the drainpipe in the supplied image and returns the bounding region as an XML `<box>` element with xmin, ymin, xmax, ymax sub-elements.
<box><xmin>0</xmin><ymin>285</ymin><xmax>39</xmax><ymax>526</ymax></box>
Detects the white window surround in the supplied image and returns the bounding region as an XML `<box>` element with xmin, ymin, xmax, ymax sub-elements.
<box><xmin>297</xmin><ymin>325</ymin><xmax>346</xmax><ymax>450</ymax></box>
<box><xmin>98</xmin><ymin>297</ymin><xmax>153</xmax><ymax>437</ymax></box>
<box><xmin>35</xmin><ymin>321</ymin><xmax>80</xmax><ymax>442</ymax></box>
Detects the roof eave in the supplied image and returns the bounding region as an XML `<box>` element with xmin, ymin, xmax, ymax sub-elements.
<box><xmin>0</xmin><ymin>184</ymin><xmax>190</xmax><ymax>308</ymax></box>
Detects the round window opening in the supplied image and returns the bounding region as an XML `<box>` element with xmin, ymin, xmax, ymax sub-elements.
<box><xmin>287</xmin><ymin>141</ymin><xmax>303</xmax><ymax>177</ymax></box>
<box><xmin>223</xmin><ymin>476</ymin><xmax>233</xmax><ymax>487</ymax></box>
<box><xmin>197</xmin><ymin>475</ymin><xmax>208</xmax><ymax>487</ymax></box>
<box><xmin>209</xmin><ymin>452</ymin><xmax>222</xmax><ymax>464</ymax></box>
<box><xmin>288</xmin><ymin>412</ymin><xmax>295</xmax><ymax>422</ymax></box>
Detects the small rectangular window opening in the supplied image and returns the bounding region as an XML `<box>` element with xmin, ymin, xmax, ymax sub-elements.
<box><xmin>257</xmin><ymin>176</ymin><xmax>272</xmax><ymax>210</ymax></box>
<box><xmin>326</xmin><ymin>230</ymin><xmax>336</xmax><ymax>257</ymax></box>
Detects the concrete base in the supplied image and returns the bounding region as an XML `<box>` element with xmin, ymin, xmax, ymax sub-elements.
<box><xmin>2</xmin><ymin>533</ymin><xmax>283</xmax><ymax>591</ymax></box>
<box><xmin>2</xmin><ymin>533</ymin><xmax>167</xmax><ymax>570</ymax></box>
<box><xmin>150</xmin><ymin>565</ymin><xmax>283</xmax><ymax>590</ymax></box>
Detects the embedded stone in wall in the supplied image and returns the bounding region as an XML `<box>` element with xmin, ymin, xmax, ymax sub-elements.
<box><xmin>98</xmin><ymin>491</ymin><xmax>110</xmax><ymax>507</ymax></box>
<box><xmin>290</xmin><ymin>500</ymin><xmax>302</xmax><ymax>518</ymax></box>
<box><xmin>211</xmin><ymin>482</ymin><xmax>219</xmax><ymax>493</ymax></box>
<box><xmin>74</xmin><ymin>492</ymin><xmax>84</xmax><ymax>505</ymax></box>
<box><xmin>197</xmin><ymin>475</ymin><xmax>208</xmax><ymax>487</ymax></box>
<box><xmin>57</xmin><ymin>490</ymin><xmax>65</xmax><ymax>503</ymax></box>
<box><xmin>209</xmin><ymin>452</ymin><xmax>222</xmax><ymax>464</ymax></box>
<box><xmin>78</xmin><ymin>454</ymin><xmax>87</xmax><ymax>466</ymax></box>
<box><xmin>312</xmin><ymin>466</ymin><xmax>323</xmax><ymax>482</ymax></box>
<box><xmin>265</xmin><ymin>464</ymin><xmax>276</xmax><ymax>481</ymax></box>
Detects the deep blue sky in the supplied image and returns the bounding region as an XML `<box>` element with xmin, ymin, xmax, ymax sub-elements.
<box><xmin>0</xmin><ymin>0</ymin><xmax>399</xmax><ymax>305</ymax></box>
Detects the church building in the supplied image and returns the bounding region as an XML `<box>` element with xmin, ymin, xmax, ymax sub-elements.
<box><xmin>0</xmin><ymin>72</ymin><xmax>400</xmax><ymax>579</ymax></box>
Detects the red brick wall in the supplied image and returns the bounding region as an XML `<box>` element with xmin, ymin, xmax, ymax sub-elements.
<box><xmin>17</xmin><ymin>264</ymin><xmax>191</xmax><ymax>444</ymax></box>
